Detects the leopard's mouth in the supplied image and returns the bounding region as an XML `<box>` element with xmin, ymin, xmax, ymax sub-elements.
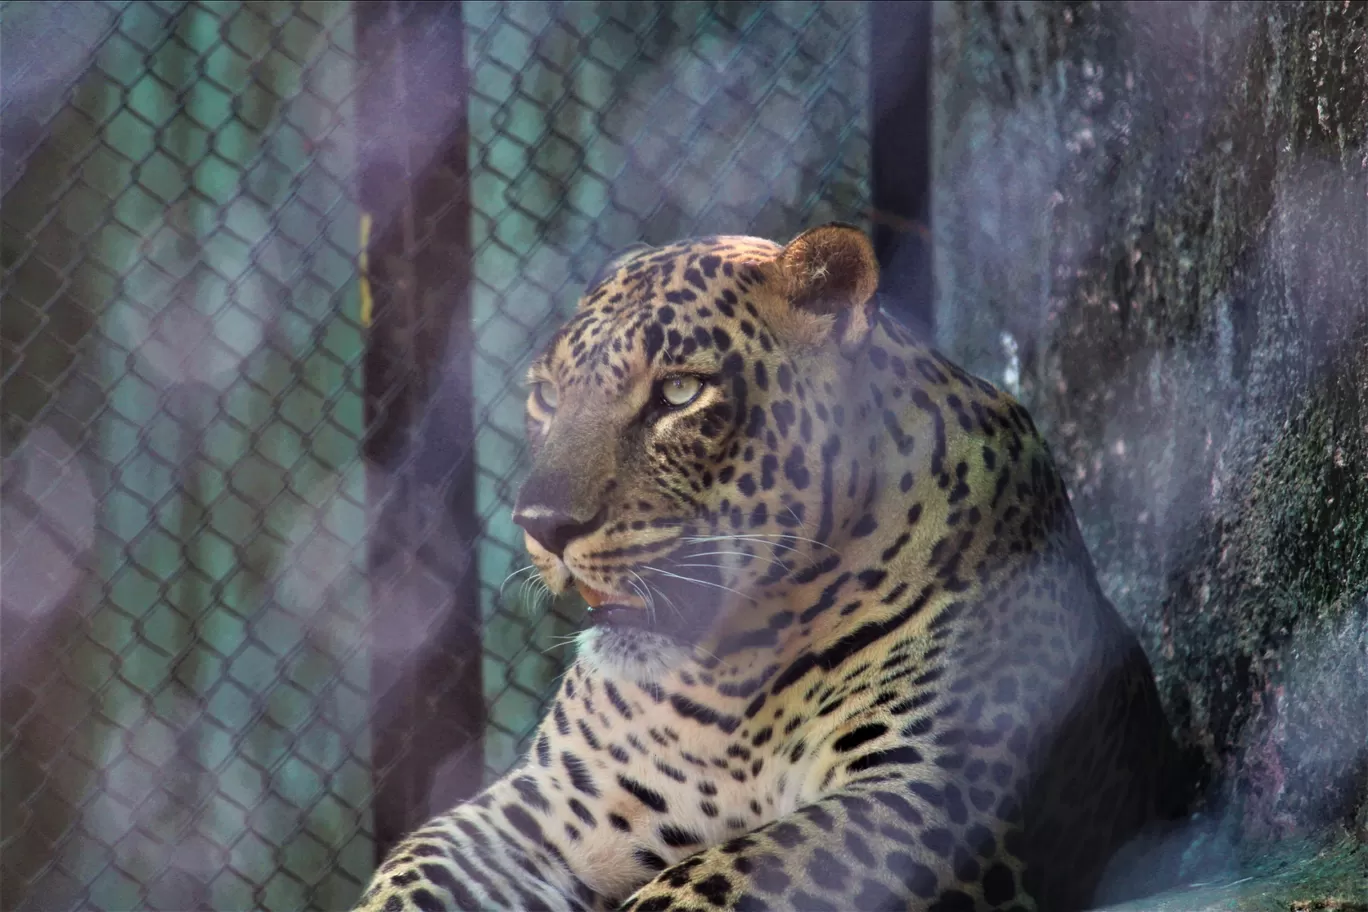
<box><xmin>575</xmin><ymin>581</ymin><xmax>647</xmax><ymax>625</ymax></box>
<box><xmin>575</xmin><ymin>580</ymin><xmax>634</xmax><ymax>608</ymax></box>
<box><xmin>571</xmin><ymin>574</ymin><xmax>716</xmax><ymax>643</ymax></box>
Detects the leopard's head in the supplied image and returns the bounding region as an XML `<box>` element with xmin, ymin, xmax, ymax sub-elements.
<box><xmin>514</xmin><ymin>224</ymin><xmax>880</xmax><ymax>676</ymax></box>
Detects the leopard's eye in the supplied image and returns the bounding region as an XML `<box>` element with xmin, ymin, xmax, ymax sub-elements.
<box><xmin>533</xmin><ymin>381</ymin><xmax>558</xmax><ymax>411</ymax></box>
<box><xmin>660</xmin><ymin>375</ymin><xmax>703</xmax><ymax>407</ymax></box>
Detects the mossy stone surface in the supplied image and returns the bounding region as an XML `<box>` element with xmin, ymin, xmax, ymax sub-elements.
<box><xmin>1100</xmin><ymin>836</ymin><xmax>1367</xmax><ymax>912</ymax></box>
<box><xmin>931</xmin><ymin>1</ymin><xmax>1368</xmax><ymax>898</ymax></box>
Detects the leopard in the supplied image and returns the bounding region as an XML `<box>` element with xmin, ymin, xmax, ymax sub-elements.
<box><xmin>352</xmin><ymin>223</ymin><xmax>1185</xmax><ymax>912</ymax></box>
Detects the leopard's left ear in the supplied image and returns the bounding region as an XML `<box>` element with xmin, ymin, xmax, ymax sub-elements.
<box><xmin>770</xmin><ymin>222</ymin><xmax>880</xmax><ymax>353</ymax></box>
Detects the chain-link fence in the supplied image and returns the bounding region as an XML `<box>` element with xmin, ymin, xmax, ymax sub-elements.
<box><xmin>1</xmin><ymin>1</ymin><xmax>872</xmax><ymax>909</ymax></box>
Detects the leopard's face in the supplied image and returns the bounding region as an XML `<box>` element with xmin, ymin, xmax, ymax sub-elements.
<box><xmin>514</xmin><ymin>230</ymin><xmax>878</xmax><ymax>676</ymax></box>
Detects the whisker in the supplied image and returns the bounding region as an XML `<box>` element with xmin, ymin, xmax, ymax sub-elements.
<box><xmin>675</xmin><ymin>549</ymin><xmax>789</xmax><ymax>569</ymax></box>
<box><xmin>681</xmin><ymin>534</ymin><xmax>803</xmax><ymax>551</ymax></box>
<box><xmin>626</xmin><ymin>574</ymin><xmax>656</xmax><ymax>625</ymax></box>
<box><xmin>532</xmin><ymin>578</ymin><xmax>554</xmax><ymax>614</ymax></box>
<box><xmin>777</xmin><ymin>531</ymin><xmax>838</xmax><ymax>554</ymax></box>
<box><xmin>629</xmin><ymin>570</ymin><xmax>658</xmax><ymax>618</ymax></box>
<box><xmin>507</xmin><ymin>567</ymin><xmax>554</xmax><ymax>617</ymax></box>
<box><xmin>683</xmin><ymin>532</ymin><xmax>837</xmax><ymax>555</ymax></box>
<box><xmin>669</xmin><ymin>562</ymin><xmax>768</xmax><ymax>576</ymax></box>
<box><xmin>650</xmin><ymin>581</ymin><xmax>686</xmax><ymax>621</ymax></box>
<box><xmin>680</xmin><ymin>536</ymin><xmax>806</xmax><ymax>562</ymax></box>
<box><xmin>540</xmin><ymin>633</ymin><xmax>580</xmax><ymax>655</ymax></box>
<box><xmin>499</xmin><ymin>565</ymin><xmax>539</xmax><ymax>596</ymax></box>
<box><xmin>690</xmin><ymin>642</ymin><xmax>725</xmax><ymax>666</ymax></box>
<box><xmin>781</xmin><ymin>504</ymin><xmax>828</xmax><ymax>542</ymax></box>
<box><xmin>679</xmin><ymin>537</ymin><xmax>822</xmax><ymax>570</ymax></box>
<box><xmin>643</xmin><ymin>565</ymin><xmax>756</xmax><ymax>603</ymax></box>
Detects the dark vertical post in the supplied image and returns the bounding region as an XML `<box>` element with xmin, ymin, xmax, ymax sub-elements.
<box><xmin>354</xmin><ymin>0</ymin><xmax>483</xmax><ymax>865</ymax></box>
<box><xmin>870</xmin><ymin>2</ymin><xmax>933</xmax><ymax>338</ymax></box>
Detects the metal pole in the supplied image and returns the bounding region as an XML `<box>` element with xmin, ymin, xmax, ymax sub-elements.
<box><xmin>354</xmin><ymin>0</ymin><xmax>483</xmax><ymax>865</ymax></box>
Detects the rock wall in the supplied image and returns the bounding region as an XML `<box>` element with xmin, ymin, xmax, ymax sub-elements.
<box><xmin>933</xmin><ymin>0</ymin><xmax>1367</xmax><ymax>858</ymax></box>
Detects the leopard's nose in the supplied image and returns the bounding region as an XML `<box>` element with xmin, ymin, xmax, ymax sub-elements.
<box><xmin>512</xmin><ymin>504</ymin><xmax>606</xmax><ymax>558</ymax></box>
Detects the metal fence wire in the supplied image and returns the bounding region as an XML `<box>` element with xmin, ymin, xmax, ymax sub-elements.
<box><xmin>0</xmin><ymin>1</ymin><xmax>872</xmax><ymax>909</ymax></box>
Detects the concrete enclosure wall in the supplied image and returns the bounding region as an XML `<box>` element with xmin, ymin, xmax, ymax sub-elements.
<box><xmin>934</xmin><ymin>0</ymin><xmax>1367</xmax><ymax>851</ymax></box>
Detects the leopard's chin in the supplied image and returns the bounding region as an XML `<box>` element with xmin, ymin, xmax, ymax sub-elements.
<box><xmin>573</xmin><ymin>626</ymin><xmax>694</xmax><ymax>681</ymax></box>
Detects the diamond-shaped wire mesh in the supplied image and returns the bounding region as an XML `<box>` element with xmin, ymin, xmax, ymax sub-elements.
<box><xmin>1</xmin><ymin>1</ymin><xmax>869</xmax><ymax>909</ymax></box>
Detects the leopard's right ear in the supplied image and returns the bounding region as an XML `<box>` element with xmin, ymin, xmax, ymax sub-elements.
<box><xmin>766</xmin><ymin>222</ymin><xmax>880</xmax><ymax>353</ymax></box>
